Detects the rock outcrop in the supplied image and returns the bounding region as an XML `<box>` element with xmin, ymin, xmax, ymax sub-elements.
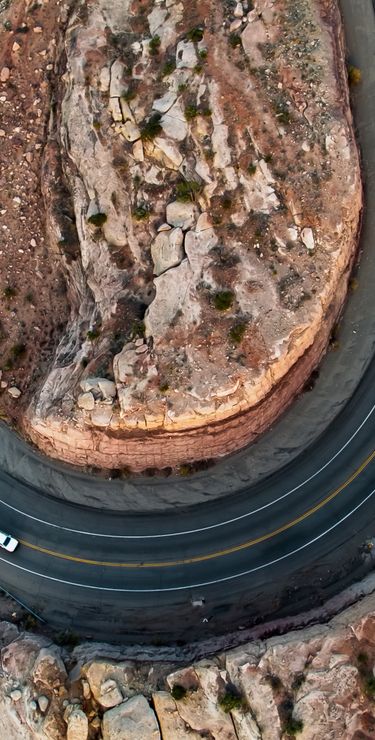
<box><xmin>0</xmin><ymin>0</ymin><xmax>361</xmax><ymax>470</ymax></box>
<box><xmin>2</xmin><ymin>593</ymin><xmax>375</xmax><ymax>738</ymax></box>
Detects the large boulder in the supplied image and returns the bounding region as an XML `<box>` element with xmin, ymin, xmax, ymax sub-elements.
<box><xmin>102</xmin><ymin>695</ymin><xmax>160</xmax><ymax>740</ymax></box>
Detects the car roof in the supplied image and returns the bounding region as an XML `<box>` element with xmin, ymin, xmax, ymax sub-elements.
<box><xmin>0</xmin><ymin>531</ymin><xmax>8</xmax><ymax>544</ymax></box>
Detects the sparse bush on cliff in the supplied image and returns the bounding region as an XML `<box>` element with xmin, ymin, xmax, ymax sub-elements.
<box><xmin>171</xmin><ymin>684</ymin><xmax>187</xmax><ymax>700</ymax></box>
<box><xmin>87</xmin><ymin>212</ymin><xmax>107</xmax><ymax>227</ymax></box>
<box><xmin>140</xmin><ymin>113</ymin><xmax>162</xmax><ymax>141</ymax></box>
<box><xmin>219</xmin><ymin>688</ymin><xmax>243</xmax><ymax>713</ymax></box>
<box><xmin>348</xmin><ymin>65</ymin><xmax>361</xmax><ymax>85</ymax></box>
<box><xmin>213</xmin><ymin>290</ymin><xmax>234</xmax><ymax>311</ymax></box>
<box><xmin>149</xmin><ymin>35</ymin><xmax>161</xmax><ymax>56</ymax></box>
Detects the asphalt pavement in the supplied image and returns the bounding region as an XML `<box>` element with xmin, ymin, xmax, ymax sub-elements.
<box><xmin>0</xmin><ymin>0</ymin><xmax>375</xmax><ymax>643</ymax></box>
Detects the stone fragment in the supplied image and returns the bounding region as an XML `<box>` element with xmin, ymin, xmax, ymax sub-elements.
<box><xmin>234</xmin><ymin>2</ymin><xmax>244</xmax><ymax>17</ymax></box>
<box><xmin>100</xmin><ymin>67</ymin><xmax>110</xmax><ymax>92</ymax></box>
<box><xmin>121</xmin><ymin>120</ymin><xmax>141</xmax><ymax>142</ymax></box>
<box><xmin>176</xmin><ymin>40</ymin><xmax>197</xmax><ymax>69</ymax></box>
<box><xmin>301</xmin><ymin>227</ymin><xmax>315</xmax><ymax>251</ymax></box>
<box><xmin>98</xmin><ymin>379</ymin><xmax>117</xmax><ymax>399</ymax></box>
<box><xmin>102</xmin><ymin>695</ymin><xmax>160</xmax><ymax>740</ymax></box>
<box><xmin>7</xmin><ymin>387</ymin><xmax>21</xmax><ymax>399</ymax></box>
<box><xmin>33</xmin><ymin>646</ymin><xmax>68</xmax><ymax>688</ymax></box>
<box><xmin>66</xmin><ymin>707</ymin><xmax>89</xmax><ymax>740</ymax></box>
<box><xmin>145</xmin><ymin>137</ymin><xmax>183</xmax><ymax>169</ymax></box>
<box><xmin>10</xmin><ymin>689</ymin><xmax>22</xmax><ymax>702</ymax></box>
<box><xmin>166</xmin><ymin>201</ymin><xmax>197</xmax><ymax>230</ymax></box>
<box><xmin>98</xmin><ymin>679</ymin><xmax>123</xmax><ymax>708</ymax></box>
<box><xmin>151</xmin><ymin>227</ymin><xmax>184</xmax><ymax>275</ymax></box>
<box><xmin>120</xmin><ymin>98</ymin><xmax>134</xmax><ymax>122</ymax></box>
<box><xmin>109</xmin><ymin>97</ymin><xmax>123</xmax><ymax>122</ymax></box>
<box><xmin>153</xmin><ymin>91</ymin><xmax>177</xmax><ymax>113</ymax></box>
<box><xmin>110</xmin><ymin>60</ymin><xmax>125</xmax><ymax>97</ymax></box>
<box><xmin>38</xmin><ymin>695</ymin><xmax>49</xmax><ymax>713</ymax></box>
<box><xmin>77</xmin><ymin>392</ymin><xmax>95</xmax><ymax>411</ymax></box>
<box><xmin>132</xmin><ymin>140</ymin><xmax>144</xmax><ymax>162</ymax></box>
<box><xmin>90</xmin><ymin>407</ymin><xmax>113</xmax><ymax>427</ymax></box>
<box><xmin>0</xmin><ymin>67</ymin><xmax>10</xmax><ymax>82</ymax></box>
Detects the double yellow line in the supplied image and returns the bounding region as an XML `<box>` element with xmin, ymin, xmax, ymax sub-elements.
<box><xmin>19</xmin><ymin>449</ymin><xmax>375</xmax><ymax>568</ymax></box>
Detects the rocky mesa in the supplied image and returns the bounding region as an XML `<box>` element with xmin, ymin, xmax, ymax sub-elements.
<box><xmin>0</xmin><ymin>0</ymin><xmax>361</xmax><ymax>470</ymax></box>
<box><xmin>2</xmin><ymin>592</ymin><xmax>375</xmax><ymax>739</ymax></box>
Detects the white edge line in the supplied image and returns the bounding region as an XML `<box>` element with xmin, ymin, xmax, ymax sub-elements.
<box><xmin>0</xmin><ymin>486</ymin><xmax>374</xmax><ymax>592</ymax></box>
<box><xmin>0</xmin><ymin>402</ymin><xmax>374</xmax><ymax>540</ymax></box>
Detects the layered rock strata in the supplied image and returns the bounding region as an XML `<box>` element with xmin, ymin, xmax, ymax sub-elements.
<box><xmin>19</xmin><ymin>0</ymin><xmax>360</xmax><ymax>470</ymax></box>
<box><xmin>2</xmin><ymin>593</ymin><xmax>375</xmax><ymax>739</ymax></box>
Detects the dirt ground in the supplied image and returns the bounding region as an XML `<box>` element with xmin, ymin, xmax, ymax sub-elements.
<box><xmin>0</xmin><ymin>0</ymin><xmax>68</xmax><ymax>426</ymax></box>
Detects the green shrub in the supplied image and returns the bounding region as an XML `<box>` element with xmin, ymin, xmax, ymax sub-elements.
<box><xmin>175</xmin><ymin>179</ymin><xmax>202</xmax><ymax>202</ymax></box>
<box><xmin>283</xmin><ymin>718</ymin><xmax>303</xmax><ymax>735</ymax></box>
<box><xmin>3</xmin><ymin>285</ymin><xmax>17</xmax><ymax>299</ymax></box>
<box><xmin>185</xmin><ymin>104</ymin><xmax>198</xmax><ymax>120</ymax></box>
<box><xmin>229</xmin><ymin>322</ymin><xmax>247</xmax><ymax>345</ymax></box>
<box><xmin>87</xmin><ymin>212</ymin><xmax>107</xmax><ymax>227</ymax></box>
<box><xmin>149</xmin><ymin>35</ymin><xmax>161</xmax><ymax>56</ymax></box>
<box><xmin>171</xmin><ymin>684</ymin><xmax>187</xmax><ymax>700</ymax></box>
<box><xmin>140</xmin><ymin>112</ymin><xmax>162</xmax><ymax>141</ymax></box>
<box><xmin>219</xmin><ymin>689</ymin><xmax>243</xmax><ymax>713</ymax></box>
<box><xmin>11</xmin><ymin>342</ymin><xmax>26</xmax><ymax>359</ymax></box>
<box><xmin>131</xmin><ymin>320</ymin><xmax>146</xmax><ymax>338</ymax></box>
<box><xmin>229</xmin><ymin>33</ymin><xmax>241</xmax><ymax>48</ymax></box>
<box><xmin>248</xmin><ymin>163</ymin><xmax>257</xmax><ymax>175</ymax></box>
<box><xmin>162</xmin><ymin>58</ymin><xmax>176</xmax><ymax>76</ymax></box>
<box><xmin>213</xmin><ymin>290</ymin><xmax>234</xmax><ymax>311</ymax></box>
<box><xmin>132</xmin><ymin>205</ymin><xmax>150</xmax><ymax>221</ymax></box>
<box><xmin>348</xmin><ymin>65</ymin><xmax>361</xmax><ymax>85</ymax></box>
<box><xmin>187</xmin><ymin>27</ymin><xmax>204</xmax><ymax>42</ymax></box>
<box><xmin>87</xmin><ymin>328</ymin><xmax>100</xmax><ymax>341</ymax></box>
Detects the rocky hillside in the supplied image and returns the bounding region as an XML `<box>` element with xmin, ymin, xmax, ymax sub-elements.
<box><xmin>2</xmin><ymin>593</ymin><xmax>375</xmax><ymax>739</ymax></box>
<box><xmin>0</xmin><ymin>0</ymin><xmax>361</xmax><ymax>471</ymax></box>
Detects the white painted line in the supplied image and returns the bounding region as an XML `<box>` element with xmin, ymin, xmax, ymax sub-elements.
<box><xmin>0</xmin><ymin>402</ymin><xmax>373</xmax><ymax>539</ymax></box>
<box><xmin>1</xmin><ymin>486</ymin><xmax>374</xmax><ymax>592</ymax></box>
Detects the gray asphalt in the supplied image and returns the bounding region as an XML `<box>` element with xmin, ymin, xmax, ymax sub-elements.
<box><xmin>0</xmin><ymin>0</ymin><xmax>375</xmax><ymax>643</ymax></box>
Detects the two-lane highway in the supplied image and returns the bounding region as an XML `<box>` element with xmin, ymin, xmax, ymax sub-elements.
<box><xmin>1</xmin><ymin>0</ymin><xmax>375</xmax><ymax>642</ymax></box>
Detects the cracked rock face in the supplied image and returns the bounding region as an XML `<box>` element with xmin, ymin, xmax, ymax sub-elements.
<box><xmin>16</xmin><ymin>0</ymin><xmax>360</xmax><ymax>470</ymax></box>
<box><xmin>2</xmin><ymin>595</ymin><xmax>375</xmax><ymax>739</ymax></box>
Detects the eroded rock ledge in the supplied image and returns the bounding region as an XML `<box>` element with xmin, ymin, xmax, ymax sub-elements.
<box><xmin>2</xmin><ymin>593</ymin><xmax>375</xmax><ymax>738</ymax></box>
<box><xmin>21</xmin><ymin>0</ymin><xmax>361</xmax><ymax>470</ymax></box>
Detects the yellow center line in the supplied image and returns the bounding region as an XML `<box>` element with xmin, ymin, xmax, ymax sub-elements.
<box><xmin>19</xmin><ymin>449</ymin><xmax>375</xmax><ymax>569</ymax></box>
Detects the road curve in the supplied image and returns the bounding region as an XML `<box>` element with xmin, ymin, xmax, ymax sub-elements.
<box><xmin>1</xmin><ymin>0</ymin><xmax>375</xmax><ymax>642</ymax></box>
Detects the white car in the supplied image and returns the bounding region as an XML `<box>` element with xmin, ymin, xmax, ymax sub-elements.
<box><xmin>0</xmin><ymin>531</ymin><xmax>19</xmax><ymax>552</ymax></box>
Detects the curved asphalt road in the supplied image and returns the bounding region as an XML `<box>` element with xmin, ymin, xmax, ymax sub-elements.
<box><xmin>1</xmin><ymin>0</ymin><xmax>375</xmax><ymax>642</ymax></box>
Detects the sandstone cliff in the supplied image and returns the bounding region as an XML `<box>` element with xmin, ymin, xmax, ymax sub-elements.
<box><xmin>0</xmin><ymin>0</ymin><xmax>361</xmax><ymax>470</ymax></box>
<box><xmin>2</xmin><ymin>593</ymin><xmax>375</xmax><ymax>739</ymax></box>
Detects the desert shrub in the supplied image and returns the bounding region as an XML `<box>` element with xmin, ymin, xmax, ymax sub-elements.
<box><xmin>140</xmin><ymin>113</ymin><xmax>162</xmax><ymax>140</ymax></box>
<box><xmin>187</xmin><ymin>27</ymin><xmax>204</xmax><ymax>42</ymax></box>
<box><xmin>175</xmin><ymin>179</ymin><xmax>202</xmax><ymax>202</ymax></box>
<box><xmin>229</xmin><ymin>322</ymin><xmax>247</xmax><ymax>345</ymax></box>
<box><xmin>132</xmin><ymin>205</ymin><xmax>150</xmax><ymax>221</ymax></box>
<box><xmin>219</xmin><ymin>689</ymin><xmax>243</xmax><ymax>713</ymax></box>
<box><xmin>185</xmin><ymin>104</ymin><xmax>198</xmax><ymax>120</ymax></box>
<box><xmin>87</xmin><ymin>212</ymin><xmax>107</xmax><ymax>227</ymax></box>
<box><xmin>213</xmin><ymin>290</ymin><xmax>234</xmax><ymax>311</ymax></box>
<box><xmin>283</xmin><ymin>718</ymin><xmax>304</xmax><ymax>735</ymax></box>
<box><xmin>131</xmin><ymin>320</ymin><xmax>146</xmax><ymax>338</ymax></box>
<box><xmin>248</xmin><ymin>163</ymin><xmax>257</xmax><ymax>175</ymax></box>
<box><xmin>149</xmin><ymin>35</ymin><xmax>161</xmax><ymax>56</ymax></box>
<box><xmin>86</xmin><ymin>328</ymin><xmax>100</xmax><ymax>341</ymax></box>
<box><xmin>265</xmin><ymin>674</ymin><xmax>282</xmax><ymax>690</ymax></box>
<box><xmin>348</xmin><ymin>65</ymin><xmax>361</xmax><ymax>85</ymax></box>
<box><xmin>3</xmin><ymin>285</ymin><xmax>17</xmax><ymax>299</ymax></box>
<box><xmin>162</xmin><ymin>58</ymin><xmax>176</xmax><ymax>76</ymax></box>
<box><xmin>171</xmin><ymin>684</ymin><xmax>187</xmax><ymax>700</ymax></box>
<box><xmin>229</xmin><ymin>33</ymin><xmax>241</xmax><ymax>48</ymax></box>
